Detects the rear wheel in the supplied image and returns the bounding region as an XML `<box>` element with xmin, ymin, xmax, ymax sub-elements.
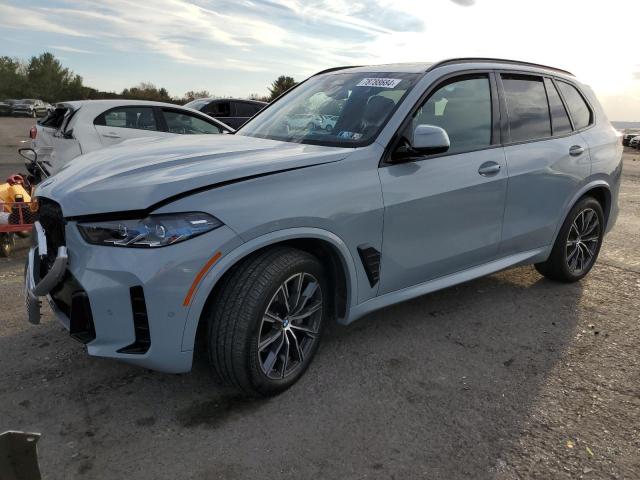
<box><xmin>535</xmin><ymin>196</ymin><xmax>604</xmax><ymax>282</ymax></box>
<box><xmin>206</xmin><ymin>247</ymin><xmax>327</xmax><ymax>396</ymax></box>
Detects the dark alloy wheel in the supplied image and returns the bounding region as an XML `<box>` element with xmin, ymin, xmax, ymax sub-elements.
<box><xmin>565</xmin><ymin>207</ymin><xmax>600</xmax><ymax>275</ymax></box>
<box><xmin>257</xmin><ymin>272</ymin><xmax>323</xmax><ymax>379</ymax></box>
<box><xmin>206</xmin><ymin>247</ymin><xmax>327</xmax><ymax>396</ymax></box>
<box><xmin>535</xmin><ymin>196</ymin><xmax>604</xmax><ymax>282</ymax></box>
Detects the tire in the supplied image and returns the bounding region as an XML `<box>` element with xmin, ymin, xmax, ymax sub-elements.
<box><xmin>206</xmin><ymin>247</ymin><xmax>328</xmax><ymax>397</ymax></box>
<box><xmin>535</xmin><ymin>196</ymin><xmax>604</xmax><ymax>282</ymax></box>
<box><xmin>0</xmin><ymin>233</ymin><xmax>15</xmax><ymax>257</ymax></box>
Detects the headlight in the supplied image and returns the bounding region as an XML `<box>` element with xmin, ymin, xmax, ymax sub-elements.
<box><xmin>77</xmin><ymin>212</ymin><xmax>222</xmax><ymax>248</ymax></box>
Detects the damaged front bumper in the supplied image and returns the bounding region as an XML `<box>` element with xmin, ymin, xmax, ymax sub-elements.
<box><xmin>24</xmin><ymin>222</ymin><xmax>68</xmax><ymax>325</ymax></box>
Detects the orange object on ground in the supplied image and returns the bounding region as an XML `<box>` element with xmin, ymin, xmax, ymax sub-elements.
<box><xmin>0</xmin><ymin>183</ymin><xmax>32</xmax><ymax>212</ymax></box>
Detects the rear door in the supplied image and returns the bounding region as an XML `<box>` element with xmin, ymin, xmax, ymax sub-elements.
<box><xmin>93</xmin><ymin>106</ymin><xmax>169</xmax><ymax>147</ymax></box>
<box><xmin>378</xmin><ymin>72</ymin><xmax>508</xmax><ymax>293</ymax></box>
<box><xmin>498</xmin><ymin>73</ymin><xmax>591</xmax><ymax>256</ymax></box>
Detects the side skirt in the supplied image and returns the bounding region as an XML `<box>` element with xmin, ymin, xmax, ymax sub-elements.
<box><xmin>344</xmin><ymin>246</ymin><xmax>549</xmax><ymax>325</ymax></box>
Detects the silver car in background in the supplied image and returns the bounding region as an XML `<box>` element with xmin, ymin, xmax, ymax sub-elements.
<box><xmin>32</xmin><ymin>100</ymin><xmax>233</xmax><ymax>173</ymax></box>
<box><xmin>26</xmin><ymin>58</ymin><xmax>622</xmax><ymax>396</ymax></box>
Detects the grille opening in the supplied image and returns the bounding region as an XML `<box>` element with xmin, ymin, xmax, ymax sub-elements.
<box><xmin>69</xmin><ymin>291</ymin><xmax>96</xmax><ymax>344</ymax></box>
<box><xmin>118</xmin><ymin>286</ymin><xmax>151</xmax><ymax>354</ymax></box>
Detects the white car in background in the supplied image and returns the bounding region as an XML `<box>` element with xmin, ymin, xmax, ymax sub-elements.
<box><xmin>32</xmin><ymin>100</ymin><xmax>233</xmax><ymax>173</ymax></box>
<box><xmin>629</xmin><ymin>135</ymin><xmax>640</xmax><ymax>149</ymax></box>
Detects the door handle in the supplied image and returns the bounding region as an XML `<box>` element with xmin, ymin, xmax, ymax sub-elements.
<box><xmin>478</xmin><ymin>161</ymin><xmax>501</xmax><ymax>176</ymax></box>
<box><xmin>102</xmin><ymin>132</ymin><xmax>121</xmax><ymax>139</ymax></box>
<box><xmin>569</xmin><ymin>145</ymin><xmax>584</xmax><ymax>156</ymax></box>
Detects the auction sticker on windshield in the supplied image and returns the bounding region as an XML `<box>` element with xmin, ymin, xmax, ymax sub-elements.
<box><xmin>356</xmin><ymin>78</ymin><xmax>402</xmax><ymax>88</ymax></box>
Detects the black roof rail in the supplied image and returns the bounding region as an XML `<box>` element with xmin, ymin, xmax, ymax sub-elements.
<box><xmin>427</xmin><ymin>57</ymin><xmax>574</xmax><ymax>76</ymax></box>
<box><xmin>313</xmin><ymin>65</ymin><xmax>361</xmax><ymax>76</ymax></box>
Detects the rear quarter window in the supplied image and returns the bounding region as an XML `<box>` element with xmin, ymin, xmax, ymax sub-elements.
<box><xmin>39</xmin><ymin>107</ymin><xmax>70</xmax><ymax>129</ymax></box>
<box><xmin>556</xmin><ymin>81</ymin><xmax>593</xmax><ymax>130</ymax></box>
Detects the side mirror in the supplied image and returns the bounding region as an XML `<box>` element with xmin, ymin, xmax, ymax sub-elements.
<box><xmin>412</xmin><ymin>124</ymin><xmax>450</xmax><ymax>155</ymax></box>
<box><xmin>18</xmin><ymin>148</ymin><xmax>37</xmax><ymax>163</ymax></box>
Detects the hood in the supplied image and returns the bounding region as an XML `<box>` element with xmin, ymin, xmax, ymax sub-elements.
<box><xmin>37</xmin><ymin>134</ymin><xmax>351</xmax><ymax>217</ymax></box>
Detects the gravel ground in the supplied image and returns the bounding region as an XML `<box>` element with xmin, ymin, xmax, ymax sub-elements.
<box><xmin>0</xmin><ymin>117</ymin><xmax>639</xmax><ymax>479</ymax></box>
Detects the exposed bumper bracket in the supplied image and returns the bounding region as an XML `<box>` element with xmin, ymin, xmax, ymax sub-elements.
<box><xmin>24</xmin><ymin>243</ymin><xmax>68</xmax><ymax>325</ymax></box>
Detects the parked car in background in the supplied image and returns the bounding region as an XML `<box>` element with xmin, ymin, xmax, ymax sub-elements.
<box><xmin>12</xmin><ymin>99</ymin><xmax>49</xmax><ymax>118</ymax></box>
<box><xmin>320</xmin><ymin>114</ymin><xmax>338</xmax><ymax>131</ymax></box>
<box><xmin>0</xmin><ymin>99</ymin><xmax>18</xmax><ymax>116</ymax></box>
<box><xmin>629</xmin><ymin>135</ymin><xmax>640</xmax><ymax>149</ymax></box>
<box><xmin>286</xmin><ymin>112</ymin><xmax>324</xmax><ymax>131</ymax></box>
<box><xmin>32</xmin><ymin>100</ymin><xmax>233</xmax><ymax>173</ymax></box>
<box><xmin>26</xmin><ymin>58</ymin><xmax>621</xmax><ymax>397</ymax></box>
<box><xmin>622</xmin><ymin>131</ymin><xmax>640</xmax><ymax>146</ymax></box>
<box><xmin>184</xmin><ymin>98</ymin><xmax>266</xmax><ymax>129</ymax></box>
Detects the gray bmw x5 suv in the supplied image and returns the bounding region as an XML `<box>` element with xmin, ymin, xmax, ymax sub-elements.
<box><xmin>26</xmin><ymin>58</ymin><xmax>622</xmax><ymax>396</ymax></box>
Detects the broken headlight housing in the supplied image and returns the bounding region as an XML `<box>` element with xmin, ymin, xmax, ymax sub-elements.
<box><xmin>77</xmin><ymin>212</ymin><xmax>222</xmax><ymax>248</ymax></box>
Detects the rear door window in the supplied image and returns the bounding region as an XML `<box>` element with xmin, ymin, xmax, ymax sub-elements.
<box><xmin>95</xmin><ymin>107</ymin><xmax>158</xmax><ymax>131</ymax></box>
<box><xmin>556</xmin><ymin>81</ymin><xmax>593</xmax><ymax>130</ymax></box>
<box><xmin>208</xmin><ymin>101</ymin><xmax>231</xmax><ymax>117</ymax></box>
<box><xmin>543</xmin><ymin>78</ymin><xmax>572</xmax><ymax>136</ymax></box>
<box><xmin>502</xmin><ymin>75</ymin><xmax>551</xmax><ymax>142</ymax></box>
<box><xmin>161</xmin><ymin>109</ymin><xmax>221</xmax><ymax>134</ymax></box>
<box><xmin>234</xmin><ymin>102</ymin><xmax>260</xmax><ymax>117</ymax></box>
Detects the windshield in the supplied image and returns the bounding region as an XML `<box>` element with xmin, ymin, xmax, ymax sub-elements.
<box><xmin>237</xmin><ymin>72</ymin><xmax>420</xmax><ymax>147</ymax></box>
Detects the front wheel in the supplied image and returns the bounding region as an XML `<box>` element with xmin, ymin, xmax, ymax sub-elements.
<box><xmin>535</xmin><ymin>196</ymin><xmax>604</xmax><ymax>282</ymax></box>
<box><xmin>206</xmin><ymin>247</ymin><xmax>327</xmax><ymax>396</ymax></box>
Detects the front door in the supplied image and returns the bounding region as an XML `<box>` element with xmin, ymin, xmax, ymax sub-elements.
<box><xmin>378</xmin><ymin>74</ymin><xmax>507</xmax><ymax>294</ymax></box>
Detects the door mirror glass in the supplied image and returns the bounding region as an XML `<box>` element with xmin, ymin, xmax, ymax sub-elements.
<box><xmin>18</xmin><ymin>148</ymin><xmax>37</xmax><ymax>163</ymax></box>
<box><xmin>412</xmin><ymin>124</ymin><xmax>450</xmax><ymax>154</ymax></box>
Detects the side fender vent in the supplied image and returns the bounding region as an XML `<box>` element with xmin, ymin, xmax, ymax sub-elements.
<box><xmin>357</xmin><ymin>245</ymin><xmax>381</xmax><ymax>287</ymax></box>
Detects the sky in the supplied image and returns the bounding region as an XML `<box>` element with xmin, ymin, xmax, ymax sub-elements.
<box><xmin>1</xmin><ymin>0</ymin><xmax>639</xmax><ymax>120</ymax></box>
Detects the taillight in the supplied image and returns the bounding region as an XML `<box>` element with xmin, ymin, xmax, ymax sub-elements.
<box><xmin>29</xmin><ymin>126</ymin><xmax>37</xmax><ymax>140</ymax></box>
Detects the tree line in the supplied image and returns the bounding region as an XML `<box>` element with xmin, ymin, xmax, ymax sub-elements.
<box><xmin>0</xmin><ymin>52</ymin><xmax>297</xmax><ymax>105</ymax></box>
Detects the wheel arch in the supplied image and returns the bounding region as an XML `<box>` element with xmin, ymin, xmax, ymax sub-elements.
<box><xmin>180</xmin><ymin>228</ymin><xmax>358</xmax><ymax>352</ymax></box>
<box><xmin>552</xmin><ymin>180</ymin><xmax>612</xmax><ymax>246</ymax></box>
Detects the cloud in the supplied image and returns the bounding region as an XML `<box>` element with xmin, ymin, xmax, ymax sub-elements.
<box><xmin>0</xmin><ymin>0</ymin><xmax>422</xmax><ymax>76</ymax></box>
<box><xmin>450</xmin><ymin>0</ymin><xmax>475</xmax><ymax>5</ymax></box>
<box><xmin>0</xmin><ymin>3</ymin><xmax>89</xmax><ymax>37</ymax></box>
<box><xmin>48</xmin><ymin>45</ymin><xmax>94</xmax><ymax>54</ymax></box>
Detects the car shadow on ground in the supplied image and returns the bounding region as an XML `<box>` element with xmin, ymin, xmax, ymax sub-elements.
<box><xmin>2</xmin><ymin>264</ymin><xmax>583</xmax><ymax>478</ymax></box>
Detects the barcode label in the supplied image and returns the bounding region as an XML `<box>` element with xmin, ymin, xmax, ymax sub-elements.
<box><xmin>356</xmin><ymin>78</ymin><xmax>402</xmax><ymax>88</ymax></box>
